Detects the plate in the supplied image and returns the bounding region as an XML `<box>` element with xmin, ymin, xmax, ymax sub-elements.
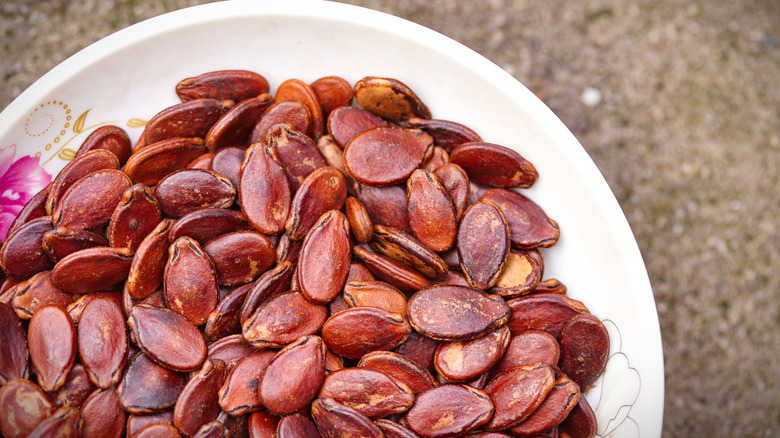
<box><xmin>0</xmin><ymin>1</ymin><xmax>664</xmax><ymax>436</ymax></box>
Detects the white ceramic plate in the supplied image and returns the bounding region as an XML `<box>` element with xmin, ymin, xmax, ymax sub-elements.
<box><xmin>0</xmin><ymin>1</ymin><xmax>664</xmax><ymax>436</ymax></box>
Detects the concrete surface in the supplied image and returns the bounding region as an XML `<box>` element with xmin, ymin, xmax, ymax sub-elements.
<box><xmin>1</xmin><ymin>0</ymin><xmax>779</xmax><ymax>436</ymax></box>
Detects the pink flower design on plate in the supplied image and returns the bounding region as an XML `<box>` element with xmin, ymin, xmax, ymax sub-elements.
<box><xmin>0</xmin><ymin>145</ymin><xmax>52</xmax><ymax>240</ymax></box>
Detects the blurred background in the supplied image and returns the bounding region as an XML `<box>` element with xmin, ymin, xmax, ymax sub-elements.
<box><xmin>1</xmin><ymin>0</ymin><xmax>778</xmax><ymax>436</ymax></box>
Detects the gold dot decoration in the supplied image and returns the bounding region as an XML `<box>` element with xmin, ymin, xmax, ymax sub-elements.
<box><xmin>24</xmin><ymin>100</ymin><xmax>71</xmax><ymax>146</ymax></box>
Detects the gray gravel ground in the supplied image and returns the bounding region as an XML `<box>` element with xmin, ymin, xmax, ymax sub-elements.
<box><xmin>2</xmin><ymin>1</ymin><xmax>779</xmax><ymax>436</ymax></box>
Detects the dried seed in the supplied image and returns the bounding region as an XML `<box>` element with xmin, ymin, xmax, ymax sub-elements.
<box><xmin>358</xmin><ymin>350</ymin><xmax>436</xmax><ymax>394</ymax></box>
<box><xmin>218</xmin><ymin>350</ymin><xmax>276</xmax><ymax>416</ymax></box>
<box><xmin>322</xmin><ymin>306</ymin><xmax>411</xmax><ymax>359</ymax></box>
<box><xmin>433</xmin><ymin>326</ymin><xmax>510</xmax><ymax>382</ymax></box>
<box><xmin>404</xmin><ymin>384</ymin><xmax>493</xmax><ymax>438</ymax></box>
<box><xmin>168</xmin><ymin>208</ymin><xmax>251</xmax><ymax>244</ymax></box>
<box><xmin>164</xmin><ymin>236</ymin><xmax>219</xmax><ymax>326</ymax></box>
<box><xmin>354</xmin><ymin>76</ymin><xmax>431</xmax><ymax>121</ymax></box>
<box><xmin>206</xmin><ymin>93</ymin><xmax>274</xmax><ymax>151</ymax></box>
<box><xmin>491</xmin><ymin>250</ymin><xmax>542</xmax><ymax>297</ymax></box>
<box><xmin>176</xmin><ymin>70</ymin><xmax>270</xmax><ymax>103</ymax></box>
<box><xmin>125</xmin><ymin>219</ymin><xmax>173</xmax><ymax>300</ymax></box>
<box><xmin>450</xmin><ymin>142</ymin><xmax>537</xmax><ymax>188</ymax></box>
<box><xmin>118</xmin><ymin>353</ymin><xmax>187</xmax><ymax>413</ymax></box>
<box><xmin>155</xmin><ymin>169</ymin><xmax>236</xmax><ymax>217</ymax></box>
<box><xmin>355</xmin><ymin>183</ymin><xmax>411</xmax><ymax>233</ymax></box>
<box><xmin>370</xmin><ymin>225</ymin><xmax>448</xmax><ymax>279</ymax></box>
<box><xmin>47</xmin><ymin>364</ymin><xmax>95</xmax><ymax>409</ymax></box>
<box><xmin>129</xmin><ymin>304</ymin><xmax>207</xmax><ymax>372</ymax></box>
<box><xmin>78</xmin><ymin>387</ymin><xmax>126</xmax><ymax>438</ymax></box>
<box><xmin>287</xmin><ymin>166</ymin><xmax>348</xmax><ymax>240</ymax></box>
<box><xmin>406</xmin><ymin>169</ymin><xmax>457</xmax><ymax>252</ymax></box>
<box><xmin>242</xmin><ymin>291</ymin><xmax>328</xmax><ymax>348</ymax></box>
<box><xmin>5</xmin><ymin>183</ymin><xmax>50</xmax><ymax>240</ymax></box>
<box><xmin>374</xmin><ymin>419</ymin><xmax>421</xmax><ymax>438</ymax></box>
<box><xmin>506</xmin><ymin>293</ymin><xmax>589</xmax><ymax>339</ymax></box>
<box><xmin>52</xmin><ymin>169</ymin><xmax>132</xmax><ymax>230</ymax></box>
<box><xmin>135</xmin><ymin>423</ymin><xmax>182</xmax><ymax>438</ymax></box>
<box><xmin>327</xmin><ymin>106</ymin><xmax>390</xmax><ymax>148</ymax></box>
<box><xmin>206</xmin><ymin>334</ymin><xmax>257</xmax><ymax>372</ymax></box>
<box><xmin>352</xmin><ymin>245</ymin><xmax>430</xmax><ymax>294</ymax></box>
<box><xmin>558</xmin><ymin>313</ymin><xmax>610</xmax><ymax>391</ymax></box>
<box><xmin>480</xmin><ymin>188</ymin><xmax>560</xmax><ymax>249</ymax></box>
<box><xmin>482</xmin><ymin>363</ymin><xmax>554</xmax><ymax>430</ymax></box>
<box><xmin>311</xmin><ymin>397</ymin><xmax>384</xmax><ymax>438</ymax></box>
<box><xmin>407</xmin><ymin>285</ymin><xmax>510</xmax><ymax>341</ymax></box>
<box><xmin>393</xmin><ymin>331</ymin><xmax>439</xmax><ymax>372</ymax></box>
<box><xmin>266</xmin><ymin>123</ymin><xmax>328</xmax><ymax>192</ymax></box>
<box><xmin>75</xmin><ymin>125</ymin><xmax>132</xmax><ymax>165</ymax></box>
<box><xmin>319</xmin><ymin>367</ymin><xmax>415</xmax><ymax>418</ymax></box>
<box><xmin>107</xmin><ymin>183</ymin><xmax>162</xmax><ymax>251</ymax></box>
<box><xmin>457</xmin><ymin>201</ymin><xmax>510</xmax><ymax>290</ymax></box>
<box><xmin>276</xmin><ymin>78</ymin><xmax>325</xmax><ymax>138</ymax></box>
<box><xmin>173</xmin><ymin>359</ymin><xmax>227</xmax><ymax>437</ymax></box>
<box><xmin>0</xmin><ymin>303</ymin><xmax>29</xmax><ymax>384</ymax></box>
<box><xmin>0</xmin><ymin>216</ymin><xmax>54</xmax><ymax>280</ymax></box>
<box><xmin>238</xmin><ymin>143</ymin><xmax>291</xmax><ymax>235</ymax></box>
<box><xmin>43</xmin><ymin>227</ymin><xmax>109</xmax><ymax>263</ymax></box>
<box><xmin>210</xmin><ymin>146</ymin><xmax>245</xmax><ymax>189</ymax></box>
<box><xmin>278</xmin><ymin>413</ymin><xmax>321</xmax><ymax>438</ymax></box>
<box><xmin>316</xmin><ymin>134</ymin><xmax>349</xmax><ymax>174</ymax></box>
<box><xmin>205</xmin><ymin>282</ymin><xmax>255</xmax><ymax>340</ymax></box>
<box><xmin>247</xmin><ymin>411</ymin><xmax>280</xmax><ymax>438</ymax></box>
<box><xmin>343</xmin><ymin>126</ymin><xmax>433</xmax><ymax>187</ymax></box>
<box><xmin>490</xmin><ymin>330</ymin><xmax>560</xmax><ymax>378</ymax></box>
<box><xmin>433</xmin><ymin>163</ymin><xmax>470</xmax><ymax>220</ymax></box>
<box><xmin>51</xmin><ymin>246</ymin><xmax>134</xmax><ymax>294</ymax></box>
<box><xmin>507</xmin><ymin>376</ymin><xmax>580</xmax><ymax>435</ymax></box>
<box><xmin>297</xmin><ymin>210</ymin><xmax>351</xmax><ymax>303</ymax></box>
<box><xmin>28</xmin><ymin>406</ymin><xmax>79</xmax><ymax>438</ymax></box>
<box><xmin>343</xmin><ymin>280</ymin><xmax>408</xmax><ymax>315</ymax></box>
<box><xmin>311</xmin><ymin>76</ymin><xmax>354</xmax><ymax>118</ymax></box>
<box><xmin>533</xmin><ymin>278</ymin><xmax>568</xmax><ymax>295</ymax></box>
<box><xmin>11</xmin><ymin>270</ymin><xmax>74</xmax><ymax>319</ymax></box>
<box><xmin>45</xmin><ymin>149</ymin><xmax>120</xmax><ymax>215</ymax></box>
<box><xmin>420</xmin><ymin>146</ymin><xmax>449</xmax><ymax>172</ymax></box>
<box><xmin>0</xmin><ymin>379</ymin><xmax>54</xmax><ymax>438</ymax></box>
<box><xmin>249</xmin><ymin>100</ymin><xmax>312</xmax><ymax>145</ymax></box>
<box><xmin>124</xmin><ymin>137</ymin><xmax>208</xmax><ymax>186</ymax></box>
<box><xmin>78</xmin><ymin>297</ymin><xmax>128</xmax><ymax>388</ymax></box>
<box><xmin>143</xmin><ymin>99</ymin><xmax>229</xmax><ymax>145</ymax></box>
<box><xmin>187</xmin><ymin>152</ymin><xmax>214</xmax><ymax>169</ymax></box>
<box><xmin>344</xmin><ymin>196</ymin><xmax>373</xmax><ymax>243</ymax></box>
<box><xmin>28</xmin><ymin>305</ymin><xmax>77</xmax><ymax>391</ymax></box>
<box><xmin>127</xmin><ymin>411</ymin><xmax>175</xmax><ymax>437</ymax></box>
<box><xmin>559</xmin><ymin>395</ymin><xmax>597</xmax><ymax>438</ymax></box>
<box><xmin>204</xmin><ymin>231</ymin><xmax>275</xmax><ymax>286</ymax></box>
<box><xmin>402</xmin><ymin>117</ymin><xmax>482</xmax><ymax>152</ymax></box>
<box><xmin>258</xmin><ymin>335</ymin><xmax>326</xmax><ymax>415</ymax></box>
<box><xmin>239</xmin><ymin>261</ymin><xmax>294</xmax><ymax>323</ymax></box>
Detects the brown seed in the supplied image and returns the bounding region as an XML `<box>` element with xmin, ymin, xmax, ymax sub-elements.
<box><xmin>45</xmin><ymin>149</ymin><xmax>120</xmax><ymax>215</ymax></box>
<box><xmin>250</xmin><ymin>100</ymin><xmax>312</xmax><ymax>145</ymax></box>
<box><xmin>490</xmin><ymin>330</ymin><xmax>561</xmax><ymax>378</ymax></box>
<box><xmin>43</xmin><ymin>226</ymin><xmax>109</xmax><ymax>263</ymax></box>
<box><xmin>558</xmin><ymin>313</ymin><xmax>610</xmax><ymax>391</ymax></box>
<box><xmin>433</xmin><ymin>163</ymin><xmax>470</xmax><ymax>220</ymax></box>
<box><xmin>276</xmin><ymin>78</ymin><xmax>325</xmax><ymax>138</ymax></box>
<box><xmin>319</xmin><ymin>367</ymin><xmax>415</xmax><ymax>418</ymax></box>
<box><xmin>239</xmin><ymin>261</ymin><xmax>294</xmax><ymax>323</ymax></box>
<box><xmin>206</xmin><ymin>334</ymin><xmax>257</xmax><ymax>372</ymax></box>
<box><xmin>358</xmin><ymin>350</ymin><xmax>436</xmax><ymax>394</ymax></box>
<box><xmin>78</xmin><ymin>298</ymin><xmax>128</xmax><ymax>388</ymax></box>
<box><xmin>47</xmin><ymin>364</ymin><xmax>95</xmax><ymax>409</ymax></box>
<box><xmin>451</xmin><ymin>142</ymin><xmax>538</xmax><ymax>188</ymax></box>
<box><xmin>126</xmin><ymin>411</ymin><xmax>175</xmax><ymax>437</ymax></box>
<box><xmin>352</xmin><ymin>245</ymin><xmax>431</xmax><ymax>294</ymax></box>
<box><xmin>247</xmin><ymin>411</ymin><xmax>280</xmax><ymax>438</ymax></box>
<box><xmin>354</xmin><ymin>76</ymin><xmax>431</xmax><ymax>121</ymax></box>
<box><xmin>78</xmin><ymin>387</ymin><xmax>126</xmax><ymax>438</ymax></box>
<box><xmin>155</xmin><ymin>169</ymin><xmax>236</xmax><ymax>217</ymax></box>
<box><xmin>0</xmin><ymin>379</ymin><xmax>54</xmax><ymax>438</ymax></box>
<box><xmin>28</xmin><ymin>305</ymin><xmax>77</xmax><ymax>391</ymax></box>
<box><xmin>506</xmin><ymin>293</ymin><xmax>589</xmax><ymax>339</ymax></box>
<box><xmin>75</xmin><ymin>125</ymin><xmax>132</xmax><ymax>165</ymax></box>
<box><xmin>507</xmin><ymin>376</ymin><xmax>581</xmax><ymax>435</ymax></box>
<box><xmin>324</xmin><ymin>351</ymin><xmax>345</xmax><ymax>375</ymax></box>
<box><xmin>480</xmin><ymin>188</ymin><xmax>560</xmax><ymax>249</ymax></box>
<box><xmin>267</xmin><ymin>125</ymin><xmax>327</xmax><ymax>192</ymax></box>
<box><xmin>278</xmin><ymin>413</ymin><xmax>321</xmax><ymax>438</ymax></box>
<box><xmin>491</xmin><ymin>250</ymin><xmax>542</xmax><ymax>297</ymax></box>
<box><xmin>483</xmin><ymin>363</ymin><xmax>555</xmax><ymax>430</ymax></box>
<box><xmin>311</xmin><ymin>76</ymin><xmax>354</xmax><ymax>118</ymax></box>
<box><xmin>355</xmin><ymin>183</ymin><xmax>411</xmax><ymax>233</ymax></box>
<box><xmin>210</xmin><ymin>146</ymin><xmax>245</xmax><ymax>189</ymax></box>
<box><xmin>402</xmin><ymin>117</ymin><xmax>482</xmax><ymax>152</ymax></box>
<box><xmin>176</xmin><ymin>70</ymin><xmax>270</xmax><ymax>103</ymax></box>
<box><xmin>5</xmin><ymin>183</ymin><xmax>50</xmax><ymax>240</ymax></box>
<box><xmin>533</xmin><ymin>278</ymin><xmax>568</xmax><ymax>295</ymax></box>
<box><xmin>11</xmin><ymin>270</ymin><xmax>74</xmax><ymax>319</ymax></box>
<box><xmin>239</xmin><ymin>143</ymin><xmax>291</xmax><ymax>235</ymax></box>
<box><xmin>327</xmin><ymin>106</ymin><xmax>390</xmax><ymax>148</ymax></box>
<box><xmin>0</xmin><ymin>303</ymin><xmax>29</xmax><ymax>384</ymax></box>
<box><xmin>404</xmin><ymin>384</ymin><xmax>493</xmax><ymax>438</ymax></box>
<box><xmin>125</xmin><ymin>219</ymin><xmax>174</xmax><ymax>300</ymax></box>
<box><xmin>164</xmin><ymin>236</ymin><xmax>219</xmax><ymax>326</ymax></box>
<box><xmin>407</xmin><ymin>285</ymin><xmax>510</xmax><ymax>341</ymax></box>
<box><xmin>129</xmin><ymin>304</ymin><xmax>207</xmax><ymax>372</ymax></box>
<box><xmin>135</xmin><ymin>423</ymin><xmax>182</xmax><ymax>438</ymax></box>
<box><xmin>218</xmin><ymin>350</ymin><xmax>276</xmax><ymax>416</ymax></box>
<box><xmin>286</xmin><ymin>166</ymin><xmax>348</xmax><ymax>240</ymax></box>
<box><xmin>322</xmin><ymin>306</ymin><xmax>411</xmax><ymax>359</ymax></box>
<box><xmin>51</xmin><ymin>246</ymin><xmax>134</xmax><ymax>294</ymax></box>
<box><xmin>118</xmin><ymin>353</ymin><xmax>187</xmax><ymax>413</ymax></box>
<box><xmin>420</xmin><ymin>146</ymin><xmax>449</xmax><ymax>172</ymax></box>
<box><xmin>316</xmin><ymin>134</ymin><xmax>349</xmax><ymax>175</ymax></box>
<box><xmin>143</xmin><ymin>98</ymin><xmax>228</xmax><ymax>145</ymax></box>
<box><xmin>187</xmin><ymin>152</ymin><xmax>215</xmax><ymax>169</ymax></box>
<box><xmin>168</xmin><ymin>208</ymin><xmax>252</xmax><ymax>244</ymax></box>
<box><xmin>559</xmin><ymin>395</ymin><xmax>598</xmax><ymax>438</ymax></box>
<box><xmin>406</xmin><ymin>169</ymin><xmax>458</xmax><ymax>252</ymax></box>
<box><xmin>242</xmin><ymin>291</ymin><xmax>328</xmax><ymax>348</ymax></box>
<box><xmin>434</xmin><ymin>271</ymin><xmax>471</xmax><ymax>288</ymax></box>
<box><xmin>370</xmin><ymin>225</ymin><xmax>448</xmax><ymax>279</ymax></box>
<box><xmin>205</xmin><ymin>282</ymin><xmax>255</xmax><ymax>340</ymax></box>
<box><xmin>28</xmin><ymin>406</ymin><xmax>79</xmax><ymax>438</ymax></box>
<box><xmin>0</xmin><ymin>216</ymin><xmax>54</xmax><ymax>280</ymax></box>
<box><xmin>344</xmin><ymin>196</ymin><xmax>373</xmax><ymax>244</ymax></box>
<box><xmin>343</xmin><ymin>280</ymin><xmax>408</xmax><ymax>315</ymax></box>
<box><xmin>434</xmin><ymin>326</ymin><xmax>510</xmax><ymax>382</ymax></box>
<box><xmin>206</xmin><ymin>93</ymin><xmax>274</xmax><ymax>151</ymax></box>
<box><xmin>124</xmin><ymin>137</ymin><xmax>208</xmax><ymax>186</ymax></box>
<box><xmin>393</xmin><ymin>331</ymin><xmax>439</xmax><ymax>372</ymax></box>
<box><xmin>258</xmin><ymin>335</ymin><xmax>326</xmax><ymax>415</ymax></box>
<box><xmin>52</xmin><ymin>169</ymin><xmax>132</xmax><ymax>230</ymax></box>
<box><xmin>457</xmin><ymin>201</ymin><xmax>510</xmax><ymax>290</ymax></box>
<box><xmin>203</xmin><ymin>231</ymin><xmax>275</xmax><ymax>286</ymax></box>
<box><xmin>311</xmin><ymin>397</ymin><xmax>384</xmax><ymax>438</ymax></box>
<box><xmin>374</xmin><ymin>419</ymin><xmax>421</xmax><ymax>438</ymax></box>
<box><xmin>297</xmin><ymin>210</ymin><xmax>351</xmax><ymax>304</ymax></box>
<box><xmin>173</xmin><ymin>359</ymin><xmax>227</xmax><ymax>437</ymax></box>
<box><xmin>216</xmin><ymin>411</ymin><xmax>249</xmax><ymax>438</ymax></box>
<box><xmin>107</xmin><ymin>183</ymin><xmax>162</xmax><ymax>251</ymax></box>
<box><xmin>343</xmin><ymin>126</ymin><xmax>433</xmax><ymax>187</ymax></box>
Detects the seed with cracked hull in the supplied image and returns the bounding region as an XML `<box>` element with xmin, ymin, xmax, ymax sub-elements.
<box><xmin>206</xmin><ymin>93</ymin><xmax>274</xmax><ymax>151</ymax></box>
<box><xmin>129</xmin><ymin>304</ymin><xmax>207</xmax><ymax>372</ymax></box>
<box><xmin>322</xmin><ymin>306</ymin><xmax>411</xmax><ymax>359</ymax></box>
<box><xmin>0</xmin><ymin>379</ymin><xmax>54</xmax><ymax>438</ymax></box>
<box><xmin>123</xmin><ymin>137</ymin><xmax>208</xmax><ymax>186</ymax></box>
<box><xmin>311</xmin><ymin>397</ymin><xmax>384</xmax><ymax>438</ymax></box>
<box><xmin>176</xmin><ymin>70</ymin><xmax>270</xmax><ymax>103</ymax></box>
<box><xmin>51</xmin><ymin>246</ymin><xmax>134</xmax><ymax>294</ymax></box>
<box><xmin>258</xmin><ymin>335</ymin><xmax>326</xmax><ymax>415</ymax></box>
<box><xmin>508</xmin><ymin>376</ymin><xmax>580</xmax><ymax>435</ymax></box>
<box><xmin>28</xmin><ymin>305</ymin><xmax>76</xmax><ymax>392</ymax></box>
<box><xmin>506</xmin><ymin>293</ymin><xmax>589</xmax><ymax>339</ymax></box>
<box><xmin>238</xmin><ymin>143</ymin><xmax>291</xmax><ymax>235</ymax></box>
<box><xmin>143</xmin><ymin>98</ymin><xmax>228</xmax><ymax>145</ymax></box>
<box><xmin>218</xmin><ymin>350</ymin><xmax>276</xmax><ymax>416</ymax></box>
<box><xmin>357</xmin><ymin>350</ymin><xmax>436</xmax><ymax>394</ymax></box>
<box><xmin>354</xmin><ymin>76</ymin><xmax>431</xmax><ymax>121</ymax></box>
<box><xmin>490</xmin><ymin>330</ymin><xmax>561</xmax><ymax>378</ymax></box>
<box><xmin>311</xmin><ymin>76</ymin><xmax>354</xmax><ymax>118</ymax></box>
<box><xmin>250</xmin><ymin>100</ymin><xmax>312</xmax><ymax>145</ymax></box>
<box><xmin>155</xmin><ymin>169</ymin><xmax>236</xmax><ymax>218</ymax></box>
<box><xmin>343</xmin><ymin>126</ymin><xmax>433</xmax><ymax>187</ymax></box>
<box><xmin>0</xmin><ymin>217</ymin><xmax>53</xmax><ymax>280</ymax></box>
<box><xmin>0</xmin><ymin>303</ymin><xmax>29</xmax><ymax>384</ymax></box>
<box><xmin>327</xmin><ymin>106</ymin><xmax>390</xmax><ymax>148</ymax></box>
<box><xmin>75</xmin><ymin>125</ymin><xmax>132</xmax><ymax>165</ymax></box>
<box><xmin>491</xmin><ymin>250</ymin><xmax>542</xmax><ymax>297</ymax></box>
<box><xmin>457</xmin><ymin>201</ymin><xmax>511</xmax><ymax>290</ymax></box>
<box><xmin>480</xmin><ymin>188</ymin><xmax>560</xmax><ymax>249</ymax></box>
<box><xmin>404</xmin><ymin>384</ymin><xmax>494</xmax><ymax>438</ymax></box>
<box><xmin>319</xmin><ymin>367</ymin><xmax>415</xmax><ymax>418</ymax></box>
<box><xmin>558</xmin><ymin>313</ymin><xmax>610</xmax><ymax>391</ymax></box>
<box><xmin>343</xmin><ymin>280</ymin><xmax>408</xmax><ymax>315</ymax></box>
<box><xmin>266</xmin><ymin>123</ymin><xmax>328</xmax><ymax>191</ymax></box>
<box><xmin>483</xmin><ymin>362</ymin><xmax>555</xmax><ymax>430</ymax></box>
<box><xmin>164</xmin><ymin>236</ymin><xmax>219</xmax><ymax>326</ymax></box>
<box><xmin>78</xmin><ymin>297</ymin><xmax>128</xmax><ymax>388</ymax></box>
<box><xmin>78</xmin><ymin>386</ymin><xmax>126</xmax><ymax>438</ymax></box>
<box><xmin>173</xmin><ymin>359</ymin><xmax>227</xmax><ymax>437</ymax></box>
<box><xmin>118</xmin><ymin>353</ymin><xmax>187</xmax><ymax>414</ymax></box>
<box><xmin>242</xmin><ymin>291</ymin><xmax>328</xmax><ymax>348</ymax></box>
<box><xmin>434</xmin><ymin>326</ymin><xmax>510</xmax><ymax>382</ymax></box>
<box><xmin>203</xmin><ymin>231</ymin><xmax>275</xmax><ymax>286</ymax></box>
<box><xmin>450</xmin><ymin>142</ymin><xmax>537</xmax><ymax>188</ymax></box>
<box><xmin>286</xmin><ymin>166</ymin><xmax>348</xmax><ymax>241</ymax></box>
<box><xmin>276</xmin><ymin>78</ymin><xmax>325</xmax><ymax>138</ymax></box>
<box><xmin>297</xmin><ymin>210</ymin><xmax>351</xmax><ymax>304</ymax></box>
<box><xmin>407</xmin><ymin>285</ymin><xmax>510</xmax><ymax>341</ymax></box>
